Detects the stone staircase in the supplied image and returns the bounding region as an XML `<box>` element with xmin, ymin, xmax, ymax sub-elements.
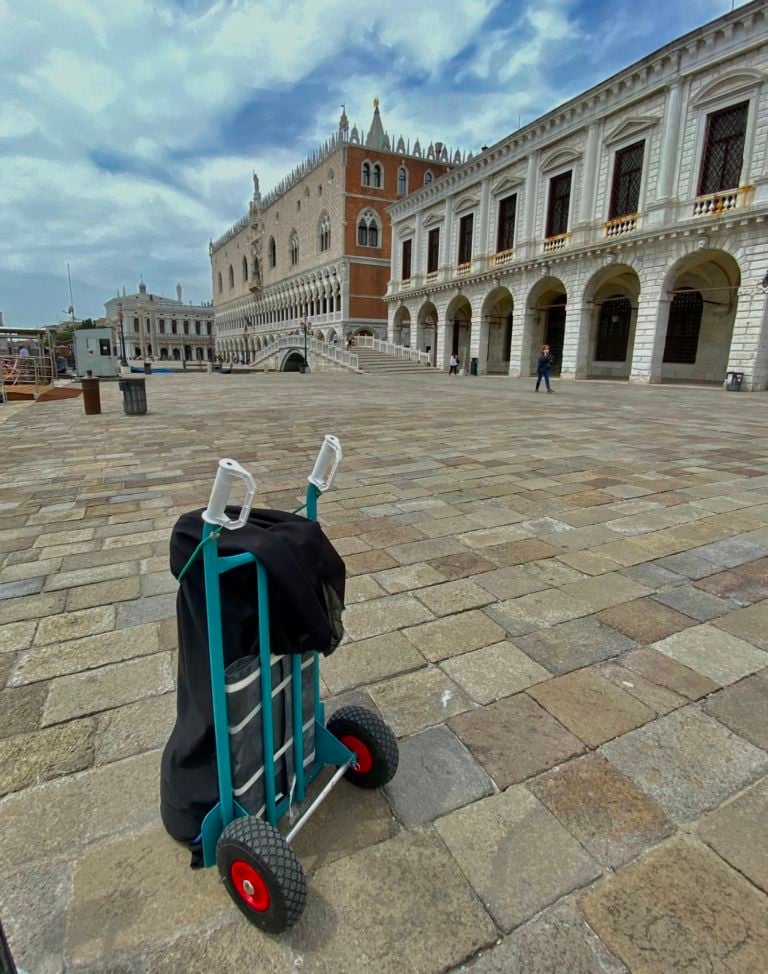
<box><xmin>354</xmin><ymin>347</ymin><xmax>437</xmax><ymax>375</ymax></box>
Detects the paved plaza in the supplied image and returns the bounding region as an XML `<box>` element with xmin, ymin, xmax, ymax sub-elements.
<box><xmin>1</xmin><ymin>372</ymin><xmax>768</xmax><ymax>973</ymax></box>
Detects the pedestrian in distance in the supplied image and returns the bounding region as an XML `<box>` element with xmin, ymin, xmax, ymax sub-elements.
<box><xmin>449</xmin><ymin>352</ymin><xmax>459</xmax><ymax>375</ymax></box>
<box><xmin>535</xmin><ymin>344</ymin><xmax>555</xmax><ymax>393</ymax></box>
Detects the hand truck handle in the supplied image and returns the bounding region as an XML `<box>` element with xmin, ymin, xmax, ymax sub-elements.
<box><xmin>308</xmin><ymin>435</ymin><xmax>342</xmax><ymax>492</ymax></box>
<box><xmin>202</xmin><ymin>458</ymin><xmax>256</xmax><ymax>530</ymax></box>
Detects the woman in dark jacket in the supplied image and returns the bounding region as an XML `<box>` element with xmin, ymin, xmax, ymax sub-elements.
<box><xmin>535</xmin><ymin>344</ymin><xmax>554</xmax><ymax>393</ymax></box>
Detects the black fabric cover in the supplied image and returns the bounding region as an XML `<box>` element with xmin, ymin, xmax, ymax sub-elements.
<box><xmin>160</xmin><ymin>506</ymin><xmax>345</xmax><ymax>843</ymax></box>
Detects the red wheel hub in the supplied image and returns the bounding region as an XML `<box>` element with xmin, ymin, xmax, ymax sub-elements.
<box><xmin>231</xmin><ymin>860</ymin><xmax>270</xmax><ymax>912</ymax></box>
<box><xmin>341</xmin><ymin>734</ymin><xmax>374</xmax><ymax>774</ymax></box>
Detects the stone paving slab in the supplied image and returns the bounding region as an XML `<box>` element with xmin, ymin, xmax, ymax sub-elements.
<box><xmin>697</xmin><ymin>775</ymin><xmax>768</xmax><ymax>895</ymax></box>
<box><xmin>703</xmin><ymin>669</ymin><xmax>768</xmax><ymax>750</ymax></box>
<box><xmin>435</xmin><ymin>786</ymin><xmax>601</xmax><ymax>932</ymax></box>
<box><xmin>515</xmin><ymin>616</ymin><xmax>636</xmax><ymax>675</ymax></box>
<box><xmin>600</xmin><ymin>707</ymin><xmax>768</xmax><ymax>822</ymax></box>
<box><xmin>441</xmin><ymin>640</ymin><xmax>549</xmax><ymax>703</ymax></box>
<box><xmin>649</xmin><ymin>623</ymin><xmax>768</xmax><ymax>685</ymax></box>
<box><xmin>581</xmin><ymin>836</ymin><xmax>768</xmax><ymax>974</ymax></box>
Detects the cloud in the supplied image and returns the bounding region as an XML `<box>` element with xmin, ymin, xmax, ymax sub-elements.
<box><xmin>0</xmin><ymin>0</ymin><xmax>753</xmax><ymax>324</ymax></box>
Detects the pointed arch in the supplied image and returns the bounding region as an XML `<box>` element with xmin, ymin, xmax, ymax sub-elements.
<box><xmin>241</xmin><ymin>255</ymin><xmax>248</xmax><ymax>282</ymax></box>
<box><xmin>372</xmin><ymin>162</ymin><xmax>383</xmax><ymax>188</ymax></box>
<box><xmin>228</xmin><ymin>265</ymin><xmax>234</xmax><ymax>289</ymax></box>
<box><xmin>289</xmin><ymin>231</ymin><xmax>299</xmax><ymax>266</ymax></box>
<box><xmin>423</xmin><ymin>170</ymin><xmax>433</xmax><ymax>187</ymax></box>
<box><xmin>361</xmin><ymin>161</ymin><xmax>371</xmax><ymax>186</ymax></box>
<box><xmin>397</xmin><ymin>165</ymin><xmax>409</xmax><ymax>195</ymax></box>
<box><xmin>217</xmin><ymin>271</ymin><xmax>223</xmax><ymax>294</ymax></box>
<box><xmin>357</xmin><ymin>208</ymin><xmax>381</xmax><ymax>248</ymax></box>
<box><xmin>318</xmin><ymin>211</ymin><xmax>331</xmax><ymax>252</ymax></box>
<box><xmin>268</xmin><ymin>236</ymin><xmax>276</xmax><ymax>268</ymax></box>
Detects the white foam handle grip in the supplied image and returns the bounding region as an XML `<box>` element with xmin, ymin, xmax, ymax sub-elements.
<box><xmin>202</xmin><ymin>458</ymin><xmax>256</xmax><ymax>530</ymax></box>
<box><xmin>308</xmin><ymin>435</ymin><xmax>342</xmax><ymax>492</ymax></box>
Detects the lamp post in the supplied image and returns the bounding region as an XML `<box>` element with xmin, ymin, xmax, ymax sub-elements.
<box><xmin>116</xmin><ymin>302</ymin><xmax>128</xmax><ymax>367</ymax></box>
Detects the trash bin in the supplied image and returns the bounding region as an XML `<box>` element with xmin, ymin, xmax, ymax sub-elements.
<box><xmin>725</xmin><ymin>371</ymin><xmax>744</xmax><ymax>392</ymax></box>
<box><xmin>469</xmin><ymin>357</ymin><xmax>478</xmax><ymax>376</ymax></box>
<box><xmin>144</xmin><ymin>361</ymin><xmax>152</xmax><ymax>375</ymax></box>
<box><xmin>81</xmin><ymin>376</ymin><xmax>101</xmax><ymax>415</ymax></box>
<box><xmin>118</xmin><ymin>377</ymin><xmax>147</xmax><ymax>416</ymax></box>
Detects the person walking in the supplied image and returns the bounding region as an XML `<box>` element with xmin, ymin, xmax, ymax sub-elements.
<box><xmin>449</xmin><ymin>352</ymin><xmax>459</xmax><ymax>375</ymax></box>
<box><xmin>535</xmin><ymin>344</ymin><xmax>555</xmax><ymax>393</ymax></box>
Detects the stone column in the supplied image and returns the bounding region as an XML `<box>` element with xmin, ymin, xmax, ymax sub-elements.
<box><xmin>579</xmin><ymin>124</ymin><xmax>600</xmax><ymax>225</ymax></box>
<box><xmin>726</xmin><ymin>287</ymin><xmax>768</xmax><ymax>391</ymax></box>
<box><xmin>630</xmin><ymin>293</ymin><xmax>669</xmax><ymax>383</ymax></box>
<box><xmin>560</xmin><ymin>302</ymin><xmax>593</xmax><ymax>379</ymax></box>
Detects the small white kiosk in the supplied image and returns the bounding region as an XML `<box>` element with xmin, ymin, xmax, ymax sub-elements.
<box><xmin>74</xmin><ymin>328</ymin><xmax>119</xmax><ymax>378</ymax></box>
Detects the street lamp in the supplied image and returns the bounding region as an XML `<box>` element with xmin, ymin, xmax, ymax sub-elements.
<box><xmin>116</xmin><ymin>302</ymin><xmax>128</xmax><ymax>367</ymax></box>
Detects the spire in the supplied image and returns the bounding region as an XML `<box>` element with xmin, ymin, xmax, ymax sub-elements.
<box><xmin>252</xmin><ymin>171</ymin><xmax>261</xmax><ymax>207</ymax></box>
<box><xmin>138</xmin><ymin>274</ymin><xmax>146</xmax><ymax>295</ymax></box>
<box><xmin>366</xmin><ymin>97</ymin><xmax>386</xmax><ymax>149</ymax></box>
<box><xmin>338</xmin><ymin>103</ymin><xmax>349</xmax><ymax>141</ymax></box>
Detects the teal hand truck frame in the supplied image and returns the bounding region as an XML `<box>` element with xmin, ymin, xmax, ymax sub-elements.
<box><xmin>195</xmin><ymin>436</ymin><xmax>399</xmax><ymax>933</ymax></box>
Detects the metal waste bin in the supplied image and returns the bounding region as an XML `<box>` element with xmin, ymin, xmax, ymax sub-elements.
<box><xmin>118</xmin><ymin>377</ymin><xmax>147</xmax><ymax>416</ymax></box>
<box><xmin>725</xmin><ymin>371</ymin><xmax>744</xmax><ymax>392</ymax></box>
<box><xmin>143</xmin><ymin>361</ymin><xmax>152</xmax><ymax>375</ymax></box>
<box><xmin>469</xmin><ymin>357</ymin><xmax>478</xmax><ymax>376</ymax></box>
<box><xmin>81</xmin><ymin>376</ymin><xmax>101</xmax><ymax>415</ymax></box>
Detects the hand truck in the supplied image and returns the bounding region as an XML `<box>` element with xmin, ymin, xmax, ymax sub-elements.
<box><xmin>196</xmin><ymin>436</ymin><xmax>399</xmax><ymax>932</ymax></box>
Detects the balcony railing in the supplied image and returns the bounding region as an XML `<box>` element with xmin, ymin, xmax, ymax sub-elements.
<box><xmin>400</xmin><ymin>278</ymin><xmax>412</xmax><ymax>289</ymax></box>
<box><xmin>604</xmin><ymin>214</ymin><xmax>638</xmax><ymax>237</ymax></box>
<box><xmin>692</xmin><ymin>186</ymin><xmax>752</xmax><ymax>217</ymax></box>
<box><xmin>456</xmin><ymin>261</ymin><xmax>472</xmax><ymax>276</ymax></box>
<box><xmin>492</xmin><ymin>248</ymin><xmax>515</xmax><ymax>267</ymax></box>
<box><xmin>425</xmin><ymin>271</ymin><xmax>438</xmax><ymax>283</ymax></box>
<box><xmin>543</xmin><ymin>233</ymin><xmax>570</xmax><ymax>253</ymax></box>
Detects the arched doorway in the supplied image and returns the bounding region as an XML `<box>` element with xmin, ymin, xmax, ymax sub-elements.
<box><xmin>480</xmin><ymin>288</ymin><xmax>514</xmax><ymax>374</ymax></box>
<box><xmin>393</xmin><ymin>307</ymin><xmax>411</xmax><ymax>346</ymax></box>
<box><xmin>196</xmin><ymin>347</ymin><xmax>203</xmax><ymax>361</ymax></box>
<box><xmin>184</xmin><ymin>345</ymin><xmax>192</xmax><ymax>360</ymax></box>
<box><xmin>159</xmin><ymin>347</ymin><xmax>168</xmax><ymax>360</ymax></box>
<box><xmin>445</xmin><ymin>295</ymin><xmax>472</xmax><ymax>371</ymax></box>
<box><xmin>584</xmin><ymin>265</ymin><xmax>641</xmax><ymax>380</ymax></box>
<box><xmin>660</xmin><ymin>250</ymin><xmax>741</xmax><ymax>384</ymax></box>
<box><xmin>527</xmin><ymin>278</ymin><xmax>567</xmax><ymax>374</ymax></box>
<box><xmin>172</xmin><ymin>348</ymin><xmax>180</xmax><ymax>360</ymax></box>
<box><xmin>417</xmin><ymin>301</ymin><xmax>438</xmax><ymax>364</ymax></box>
<box><xmin>282</xmin><ymin>351</ymin><xmax>306</xmax><ymax>372</ymax></box>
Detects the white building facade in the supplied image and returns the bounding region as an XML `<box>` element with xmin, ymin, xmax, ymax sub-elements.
<box><xmin>104</xmin><ymin>281</ymin><xmax>214</xmax><ymax>363</ymax></box>
<box><xmin>386</xmin><ymin>1</ymin><xmax>768</xmax><ymax>390</ymax></box>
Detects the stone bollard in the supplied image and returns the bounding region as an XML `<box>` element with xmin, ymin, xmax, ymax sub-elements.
<box><xmin>81</xmin><ymin>375</ymin><xmax>101</xmax><ymax>415</ymax></box>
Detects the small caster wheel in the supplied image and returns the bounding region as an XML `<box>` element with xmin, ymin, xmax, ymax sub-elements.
<box><xmin>217</xmin><ymin>815</ymin><xmax>306</xmax><ymax>932</ymax></box>
<box><xmin>327</xmin><ymin>705</ymin><xmax>399</xmax><ymax>789</ymax></box>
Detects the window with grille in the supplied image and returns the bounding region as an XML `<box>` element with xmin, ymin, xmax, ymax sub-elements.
<box><xmin>398</xmin><ymin>167</ymin><xmax>408</xmax><ymax>195</ymax></box>
<box><xmin>427</xmin><ymin>227</ymin><xmax>440</xmax><ymax>273</ymax></box>
<box><xmin>609</xmin><ymin>141</ymin><xmax>645</xmax><ymax>219</ymax></box>
<box><xmin>362</xmin><ymin>162</ymin><xmax>371</xmax><ymax>186</ymax></box>
<box><xmin>372</xmin><ymin>163</ymin><xmax>382</xmax><ymax>188</ymax></box>
<box><xmin>663</xmin><ymin>289</ymin><xmax>703</xmax><ymax>363</ymax></box>
<box><xmin>546</xmin><ymin>171</ymin><xmax>572</xmax><ymax>237</ymax></box>
<box><xmin>401</xmin><ymin>239</ymin><xmax>412</xmax><ymax>280</ymax></box>
<box><xmin>698</xmin><ymin>101</ymin><xmax>748</xmax><ymax>196</ymax></box>
<box><xmin>496</xmin><ymin>194</ymin><xmax>517</xmax><ymax>251</ymax></box>
<box><xmin>458</xmin><ymin>213</ymin><xmax>473</xmax><ymax>264</ymax></box>
<box><xmin>595</xmin><ymin>295</ymin><xmax>632</xmax><ymax>361</ymax></box>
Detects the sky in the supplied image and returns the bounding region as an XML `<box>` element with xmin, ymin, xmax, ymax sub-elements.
<box><xmin>0</xmin><ymin>0</ymin><xmax>748</xmax><ymax>326</ymax></box>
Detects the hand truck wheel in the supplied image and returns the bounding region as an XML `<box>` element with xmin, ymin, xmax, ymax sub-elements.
<box><xmin>327</xmin><ymin>705</ymin><xmax>399</xmax><ymax>789</ymax></box>
<box><xmin>216</xmin><ymin>816</ymin><xmax>306</xmax><ymax>932</ymax></box>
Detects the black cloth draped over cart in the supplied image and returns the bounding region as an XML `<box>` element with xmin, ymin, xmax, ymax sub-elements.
<box><xmin>160</xmin><ymin>506</ymin><xmax>346</xmax><ymax>844</ymax></box>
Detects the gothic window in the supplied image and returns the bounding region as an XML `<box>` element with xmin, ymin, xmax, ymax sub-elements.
<box><xmin>318</xmin><ymin>213</ymin><xmax>331</xmax><ymax>252</ymax></box>
<box><xmin>427</xmin><ymin>227</ymin><xmax>440</xmax><ymax>273</ymax></box>
<box><xmin>609</xmin><ymin>141</ymin><xmax>645</xmax><ymax>219</ymax></box>
<box><xmin>372</xmin><ymin>163</ymin><xmax>382</xmax><ymax>188</ymax></box>
<box><xmin>496</xmin><ymin>194</ymin><xmax>517</xmax><ymax>252</ymax></box>
<box><xmin>546</xmin><ymin>171</ymin><xmax>572</xmax><ymax>237</ymax></box>
<box><xmin>595</xmin><ymin>295</ymin><xmax>632</xmax><ymax>361</ymax></box>
<box><xmin>217</xmin><ymin>272</ymin><xmax>222</xmax><ymax>294</ymax></box>
<box><xmin>268</xmin><ymin>237</ymin><xmax>276</xmax><ymax>268</ymax></box>
<box><xmin>401</xmin><ymin>239</ymin><xmax>412</xmax><ymax>280</ymax></box>
<box><xmin>357</xmin><ymin>209</ymin><xmax>380</xmax><ymax>247</ymax></box>
<box><xmin>362</xmin><ymin>162</ymin><xmax>371</xmax><ymax>186</ymax></box>
<box><xmin>228</xmin><ymin>265</ymin><xmax>234</xmax><ymax>289</ymax></box>
<box><xmin>457</xmin><ymin>213</ymin><xmax>473</xmax><ymax>264</ymax></box>
<box><xmin>397</xmin><ymin>166</ymin><xmax>408</xmax><ymax>195</ymax></box>
<box><xmin>290</xmin><ymin>232</ymin><xmax>299</xmax><ymax>266</ymax></box>
<box><xmin>242</xmin><ymin>255</ymin><xmax>248</xmax><ymax>282</ymax></box>
<box><xmin>424</xmin><ymin>170</ymin><xmax>433</xmax><ymax>187</ymax></box>
<box><xmin>698</xmin><ymin>101</ymin><xmax>748</xmax><ymax>195</ymax></box>
<box><xmin>663</xmin><ymin>288</ymin><xmax>703</xmax><ymax>363</ymax></box>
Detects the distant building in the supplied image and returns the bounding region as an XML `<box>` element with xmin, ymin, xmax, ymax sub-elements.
<box><xmin>210</xmin><ymin>102</ymin><xmax>458</xmax><ymax>361</ymax></box>
<box><xmin>386</xmin><ymin>0</ymin><xmax>768</xmax><ymax>390</ymax></box>
<box><xmin>104</xmin><ymin>280</ymin><xmax>214</xmax><ymax>362</ymax></box>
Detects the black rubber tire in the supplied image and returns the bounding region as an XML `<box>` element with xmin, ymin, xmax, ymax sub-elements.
<box><xmin>327</xmin><ymin>705</ymin><xmax>399</xmax><ymax>789</ymax></box>
<box><xmin>216</xmin><ymin>815</ymin><xmax>306</xmax><ymax>933</ymax></box>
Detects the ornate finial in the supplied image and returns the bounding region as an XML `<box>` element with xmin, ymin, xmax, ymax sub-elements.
<box><xmin>373</xmin><ymin>97</ymin><xmax>379</xmax><ymax>110</ymax></box>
